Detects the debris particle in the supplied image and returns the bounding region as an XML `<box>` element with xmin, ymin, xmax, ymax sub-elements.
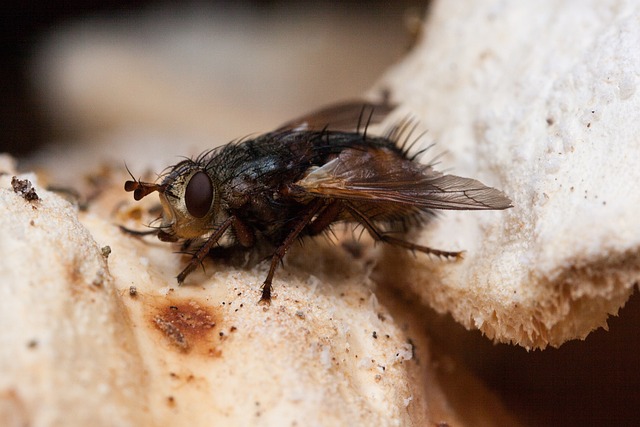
<box><xmin>101</xmin><ymin>246</ymin><xmax>111</xmax><ymax>258</ymax></box>
<box><xmin>11</xmin><ymin>176</ymin><xmax>39</xmax><ymax>201</ymax></box>
<box><xmin>129</xmin><ymin>286</ymin><xmax>137</xmax><ymax>297</ymax></box>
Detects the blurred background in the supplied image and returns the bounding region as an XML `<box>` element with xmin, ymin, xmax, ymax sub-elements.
<box><xmin>1</xmin><ymin>0</ymin><xmax>425</xmax><ymax>158</ymax></box>
<box><xmin>2</xmin><ymin>1</ymin><xmax>638</xmax><ymax>425</ymax></box>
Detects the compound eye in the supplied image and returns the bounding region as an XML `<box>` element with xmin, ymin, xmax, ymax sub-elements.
<box><xmin>184</xmin><ymin>171</ymin><xmax>213</xmax><ymax>218</ymax></box>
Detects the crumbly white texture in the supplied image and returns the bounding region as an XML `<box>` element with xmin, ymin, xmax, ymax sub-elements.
<box><xmin>0</xmin><ymin>172</ymin><xmax>144</xmax><ymax>426</ymax></box>
<box><xmin>379</xmin><ymin>0</ymin><xmax>640</xmax><ymax>348</ymax></box>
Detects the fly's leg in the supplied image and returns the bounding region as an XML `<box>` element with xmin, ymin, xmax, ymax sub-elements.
<box><xmin>260</xmin><ymin>200</ymin><xmax>325</xmax><ymax>303</ymax></box>
<box><xmin>232</xmin><ymin>214</ymin><xmax>257</xmax><ymax>248</ymax></box>
<box><xmin>306</xmin><ymin>201</ymin><xmax>341</xmax><ymax>236</ymax></box>
<box><xmin>346</xmin><ymin>203</ymin><xmax>463</xmax><ymax>259</ymax></box>
<box><xmin>118</xmin><ymin>226</ymin><xmax>160</xmax><ymax>237</ymax></box>
<box><xmin>177</xmin><ymin>216</ymin><xmax>236</xmax><ymax>284</ymax></box>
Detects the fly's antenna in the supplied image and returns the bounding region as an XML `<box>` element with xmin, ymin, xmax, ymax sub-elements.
<box><xmin>124</xmin><ymin>164</ymin><xmax>166</xmax><ymax>200</ymax></box>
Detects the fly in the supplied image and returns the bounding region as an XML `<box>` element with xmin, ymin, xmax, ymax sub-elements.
<box><xmin>124</xmin><ymin>100</ymin><xmax>512</xmax><ymax>303</ymax></box>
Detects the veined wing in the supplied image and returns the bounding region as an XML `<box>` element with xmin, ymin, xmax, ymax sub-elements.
<box><xmin>293</xmin><ymin>147</ymin><xmax>512</xmax><ymax>211</ymax></box>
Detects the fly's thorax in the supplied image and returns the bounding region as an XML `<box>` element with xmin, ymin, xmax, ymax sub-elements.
<box><xmin>158</xmin><ymin>167</ymin><xmax>222</xmax><ymax>240</ymax></box>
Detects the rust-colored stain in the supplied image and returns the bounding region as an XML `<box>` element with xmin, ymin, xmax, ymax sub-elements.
<box><xmin>150</xmin><ymin>299</ymin><xmax>219</xmax><ymax>355</ymax></box>
<box><xmin>166</xmin><ymin>395</ymin><xmax>176</xmax><ymax>408</ymax></box>
<box><xmin>0</xmin><ymin>389</ymin><xmax>29</xmax><ymax>425</ymax></box>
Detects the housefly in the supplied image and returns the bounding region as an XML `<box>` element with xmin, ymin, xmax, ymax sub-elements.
<box><xmin>124</xmin><ymin>100</ymin><xmax>512</xmax><ymax>302</ymax></box>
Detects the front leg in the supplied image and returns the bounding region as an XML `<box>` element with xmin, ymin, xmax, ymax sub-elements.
<box><xmin>176</xmin><ymin>216</ymin><xmax>236</xmax><ymax>284</ymax></box>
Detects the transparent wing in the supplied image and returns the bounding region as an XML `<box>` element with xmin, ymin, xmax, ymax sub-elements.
<box><xmin>294</xmin><ymin>147</ymin><xmax>512</xmax><ymax>211</ymax></box>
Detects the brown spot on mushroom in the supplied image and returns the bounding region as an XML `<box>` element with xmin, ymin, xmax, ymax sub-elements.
<box><xmin>149</xmin><ymin>298</ymin><xmax>220</xmax><ymax>355</ymax></box>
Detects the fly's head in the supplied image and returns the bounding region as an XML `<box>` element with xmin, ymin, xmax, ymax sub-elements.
<box><xmin>125</xmin><ymin>161</ymin><xmax>222</xmax><ymax>242</ymax></box>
